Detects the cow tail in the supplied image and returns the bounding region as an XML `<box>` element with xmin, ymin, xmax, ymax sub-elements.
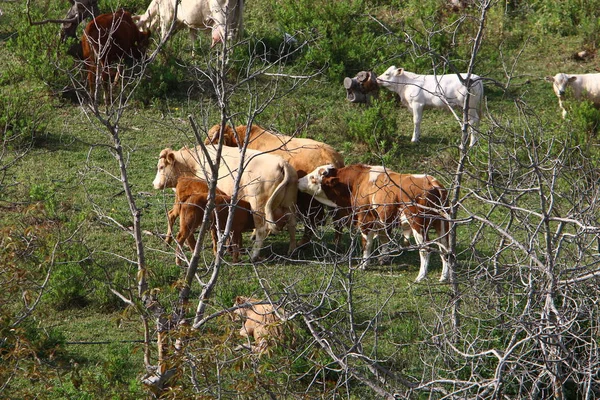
<box><xmin>264</xmin><ymin>162</ymin><xmax>296</xmax><ymax>233</ymax></box>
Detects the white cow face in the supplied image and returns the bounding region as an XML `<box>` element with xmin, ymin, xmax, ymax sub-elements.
<box><xmin>298</xmin><ymin>164</ymin><xmax>338</xmax><ymax>208</ymax></box>
<box><xmin>546</xmin><ymin>73</ymin><xmax>577</xmax><ymax>98</ymax></box>
<box><xmin>376</xmin><ymin>65</ymin><xmax>402</xmax><ymax>87</ymax></box>
<box><xmin>152</xmin><ymin>151</ymin><xmax>177</xmax><ymax>189</ymax></box>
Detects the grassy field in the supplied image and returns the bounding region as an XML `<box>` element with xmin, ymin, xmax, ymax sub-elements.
<box><xmin>2</xmin><ymin>0</ymin><xmax>600</xmax><ymax>398</ymax></box>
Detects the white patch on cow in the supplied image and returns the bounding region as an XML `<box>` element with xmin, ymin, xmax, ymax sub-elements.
<box><xmin>360</xmin><ymin>231</ymin><xmax>375</xmax><ymax>269</ymax></box>
<box><xmin>368</xmin><ymin>166</ymin><xmax>385</xmax><ymax>183</ymax></box>
<box><xmin>298</xmin><ymin>164</ymin><xmax>338</xmax><ymax>208</ymax></box>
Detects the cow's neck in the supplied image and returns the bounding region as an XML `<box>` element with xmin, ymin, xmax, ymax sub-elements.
<box><xmin>324</xmin><ymin>180</ymin><xmax>352</xmax><ymax>209</ymax></box>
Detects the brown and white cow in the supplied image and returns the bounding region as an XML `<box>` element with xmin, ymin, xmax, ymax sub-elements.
<box><xmin>298</xmin><ymin>164</ymin><xmax>451</xmax><ymax>282</ymax></box>
<box><xmin>81</xmin><ymin>9</ymin><xmax>151</xmax><ymax>103</ymax></box>
<box><xmin>205</xmin><ymin>124</ymin><xmax>345</xmax><ymax>245</ymax></box>
<box><xmin>169</xmin><ymin>177</ymin><xmax>254</xmax><ymax>264</ymax></box>
<box><xmin>133</xmin><ymin>0</ymin><xmax>243</xmax><ymax>47</ymax></box>
<box><xmin>152</xmin><ymin>145</ymin><xmax>297</xmax><ymax>261</ymax></box>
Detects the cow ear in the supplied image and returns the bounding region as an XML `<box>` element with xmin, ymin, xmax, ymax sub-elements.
<box><xmin>396</xmin><ymin>68</ymin><xmax>404</xmax><ymax>75</ymax></box>
<box><xmin>568</xmin><ymin>76</ymin><xmax>577</xmax><ymax>82</ymax></box>
<box><xmin>544</xmin><ymin>76</ymin><xmax>554</xmax><ymax>82</ymax></box>
<box><xmin>166</xmin><ymin>152</ymin><xmax>175</xmax><ymax>164</ymax></box>
<box><xmin>235</xmin><ymin>296</ymin><xmax>245</xmax><ymax>305</ymax></box>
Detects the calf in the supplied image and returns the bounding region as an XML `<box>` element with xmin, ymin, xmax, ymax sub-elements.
<box><xmin>171</xmin><ymin>177</ymin><xmax>254</xmax><ymax>264</ymax></box>
<box><xmin>81</xmin><ymin>9</ymin><xmax>151</xmax><ymax>103</ymax></box>
<box><xmin>545</xmin><ymin>72</ymin><xmax>600</xmax><ymax>118</ymax></box>
<box><xmin>299</xmin><ymin>164</ymin><xmax>451</xmax><ymax>282</ymax></box>
<box><xmin>232</xmin><ymin>296</ymin><xmax>285</xmax><ymax>353</ymax></box>
<box><xmin>377</xmin><ymin>65</ymin><xmax>484</xmax><ymax>146</ymax></box>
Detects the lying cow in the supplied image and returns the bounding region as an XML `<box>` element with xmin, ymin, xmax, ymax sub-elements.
<box><xmin>205</xmin><ymin>124</ymin><xmax>345</xmax><ymax>245</ymax></box>
<box><xmin>299</xmin><ymin>164</ymin><xmax>451</xmax><ymax>282</ymax></box>
<box><xmin>133</xmin><ymin>0</ymin><xmax>243</xmax><ymax>47</ymax></box>
<box><xmin>545</xmin><ymin>72</ymin><xmax>600</xmax><ymax>118</ymax></box>
<box><xmin>233</xmin><ymin>296</ymin><xmax>285</xmax><ymax>353</ymax></box>
<box><xmin>153</xmin><ymin>145</ymin><xmax>297</xmax><ymax>261</ymax></box>
<box><xmin>81</xmin><ymin>10</ymin><xmax>151</xmax><ymax>104</ymax></box>
<box><xmin>168</xmin><ymin>177</ymin><xmax>254</xmax><ymax>264</ymax></box>
<box><xmin>377</xmin><ymin>65</ymin><xmax>484</xmax><ymax>146</ymax></box>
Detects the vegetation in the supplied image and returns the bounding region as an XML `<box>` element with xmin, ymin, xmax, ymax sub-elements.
<box><xmin>1</xmin><ymin>0</ymin><xmax>600</xmax><ymax>398</ymax></box>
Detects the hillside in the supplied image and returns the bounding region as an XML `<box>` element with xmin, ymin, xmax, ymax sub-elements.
<box><xmin>1</xmin><ymin>0</ymin><xmax>600</xmax><ymax>398</ymax></box>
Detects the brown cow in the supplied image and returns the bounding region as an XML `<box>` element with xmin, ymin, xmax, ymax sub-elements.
<box><xmin>299</xmin><ymin>164</ymin><xmax>451</xmax><ymax>282</ymax></box>
<box><xmin>171</xmin><ymin>177</ymin><xmax>254</xmax><ymax>264</ymax></box>
<box><xmin>205</xmin><ymin>124</ymin><xmax>345</xmax><ymax>245</ymax></box>
<box><xmin>81</xmin><ymin>9</ymin><xmax>151</xmax><ymax>104</ymax></box>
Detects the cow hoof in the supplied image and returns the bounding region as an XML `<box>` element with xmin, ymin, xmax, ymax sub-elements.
<box><xmin>414</xmin><ymin>276</ymin><xmax>426</xmax><ymax>283</ymax></box>
<box><xmin>439</xmin><ymin>276</ymin><xmax>448</xmax><ymax>283</ymax></box>
<box><xmin>378</xmin><ymin>256</ymin><xmax>391</xmax><ymax>265</ymax></box>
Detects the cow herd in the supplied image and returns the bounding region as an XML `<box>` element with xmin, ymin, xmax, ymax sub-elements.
<box><xmin>47</xmin><ymin>1</ymin><xmax>600</xmax><ymax>283</ymax></box>
<box><xmin>152</xmin><ymin>124</ymin><xmax>451</xmax><ymax>283</ymax></box>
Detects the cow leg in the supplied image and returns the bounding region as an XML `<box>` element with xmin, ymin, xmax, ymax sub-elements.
<box><xmin>558</xmin><ymin>97</ymin><xmax>568</xmax><ymax>119</ymax></box>
<box><xmin>468</xmin><ymin>108</ymin><xmax>480</xmax><ymax>147</ymax></box>
<box><xmin>411</xmin><ymin>104</ymin><xmax>423</xmax><ymax>142</ymax></box>
<box><xmin>359</xmin><ymin>230</ymin><xmax>375</xmax><ymax>270</ymax></box>
<box><xmin>250</xmin><ymin>214</ymin><xmax>267</xmax><ymax>261</ymax></box>
<box><xmin>230</xmin><ymin>230</ymin><xmax>242</xmax><ymax>263</ymax></box>
<box><xmin>286</xmin><ymin>209</ymin><xmax>297</xmax><ymax>256</ymax></box>
<box><xmin>434</xmin><ymin>218</ymin><xmax>451</xmax><ymax>282</ymax></box>
<box><xmin>412</xmin><ymin>226</ymin><xmax>431</xmax><ymax>282</ymax></box>
<box><xmin>166</xmin><ymin>206</ymin><xmax>180</xmax><ymax>244</ymax></box>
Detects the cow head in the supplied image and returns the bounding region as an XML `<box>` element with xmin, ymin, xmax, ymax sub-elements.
<box><xmin>344</xmin><ymin>70</ymin><xmax>379</xmax><ymax>103</ymax></box>
<box><xmin>153</xmin><ymin>148</ymin><xmax>192</xmax><ymax>189</ymax></box>
<box><xmin>60</xmin><ymin>0</ymin><xmax>100</xmax><ymax>42</ymax></box>
<box><xmin>376</xmin><ymin>65</ymin><xmax>404</xmax><ymax>89</ymax></box>
<box><xmin>205</xmin><ymin>124</ymin><xmax>239</xmax><ymax>146</ymax></box>
<box><xmin>298</xmin><ymin>164</ymin><xmax>339</xmax><ymax>208</ymax></box>
<box><xmin>545</xmin><ymin>73</ymin><xmax>577</xmax><ymax>98</ymax></box>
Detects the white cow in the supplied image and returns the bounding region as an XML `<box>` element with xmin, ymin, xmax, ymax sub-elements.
<box><xmin>545</xmin><ymin>72</ymin><xmax>600</xmax><ymax>119</ymax></box>
<box><xmin>134</xmin><ymin>0</ymin><xmax>243</xmax><ymax>47</ymax></box>
<box><xmin>152</xmin><ymin>145</ymin><xmax>297</xmax><ymax>261</ymax></box>
<box><xmin>377</xmin><ymin>66</ymin><xmax>484</xmax><ymax>146</ymax></box>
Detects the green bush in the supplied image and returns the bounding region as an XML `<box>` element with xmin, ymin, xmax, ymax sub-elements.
<box><xmin>569</xmin><ymin>100</ymin><xmax>600</xmax><ymax>145</ymax></box>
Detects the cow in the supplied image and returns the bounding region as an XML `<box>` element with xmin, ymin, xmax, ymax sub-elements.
<box><xmin>152</xmin><ymin>145</ymin><xmax>298</xmax><ymax>261</ymax></box>
<box><xmin>133</xmin><ymin>0</ymin><xmax>244</xmax><ymax>48</ymax></box>
<box><xmin>81</xmin><ymin>10</ymin><xmax>151</xmax><ymax>104</ymax></box>
<box><xmin>344</xmin><ymin>70</ymin><xmax>379</xmax><ymax>104</ymax></box>
<box><xmin>298</xmin><ymin>164</ymin><xmax>451</xmax><ymax>283</ymax></box>
<box><xmin>377</xmin><ymin>65</ymin><xmax>484</xmax><ymax>146</ymax></box>
<box><xmin>232</xmin><ymin>296</ymin><xmax>285</xmax><ymax>353</ymax></box>
<box><xmin>545</xmin><ymin>72</ymin><xmax>600</xmax><ymax>119</ymax></box>
<box><xmin>169</xmin><ymin>177</ymin><xmax>254</xmax><ymax>264</ymax></box>
<box><xmin>205</xmin><ymin>123</ymin><xmax>345</xmax><ymax>245</ymax></box>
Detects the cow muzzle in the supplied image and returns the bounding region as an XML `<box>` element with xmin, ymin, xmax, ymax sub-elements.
<box><xmin>343</xmin><ymin>71</ymin><xmax>379</xmax><ymax>104</ymax></box>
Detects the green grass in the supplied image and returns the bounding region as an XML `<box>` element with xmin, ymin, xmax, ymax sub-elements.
<box><xmin>2</xmin><ymin>0</ymin><xmax>600</xmax><ymax>398</ymax></box>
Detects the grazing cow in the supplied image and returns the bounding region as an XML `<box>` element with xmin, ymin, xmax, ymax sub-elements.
<box><xmin>205</xmin><ymin>124</ymin><xmax>345</xmax><ymax>245</ymax></box>
<box><xmin>170</xmin><ymin>177</ymin><xmax>254</xmax><ymax>264</ymax></box>
<box><xmin>377</xmin><ymin>66</ymin><xmax>484</xmax><ymax>146</ymax></box>
<box><xmin>152</xmin><ymin>145</ymin><xmax>297</xmax><ymax>261</ymax></box>
<box><xmin>233</xmin><ymin>296</ymin><xmax>285</xmax><ymax>353</ymax></box>
<box><xmin>81</xmin><ymin>10</ymin><xmax>151</xmax><ymax>103</ymax></box>
<box><xmin>133</xmin><ymin>0</ymin><xmax>244</xmax><ymax>47</ymax></box>
<box><xmin>298</xmin><ymin>164</ymin><xmax>451</xmax><ymax>282</ymax></box>
<box><xmin>545</xmin><ymin>72</ymin><xmax>600</xmax><ymax>118</ymax></box>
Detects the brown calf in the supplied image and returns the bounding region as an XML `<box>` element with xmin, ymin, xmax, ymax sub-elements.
<box><xmin>170</xmin><ymin>177</ymin><xmax>254</xmax><ymax>264</ymax></box>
